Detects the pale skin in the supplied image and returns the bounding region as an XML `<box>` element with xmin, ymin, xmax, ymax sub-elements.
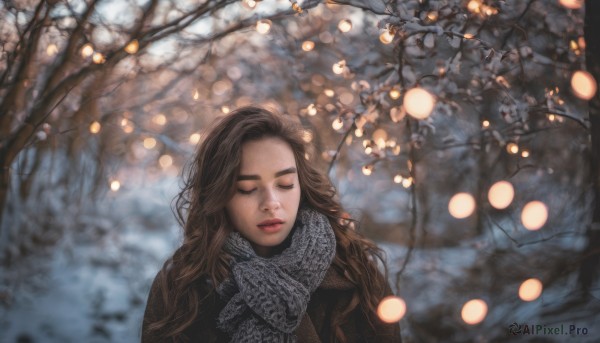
<box><xmin>225</xmin><ymin>137</ymin><xmax>301</xmax><ymax>257</ymax></box>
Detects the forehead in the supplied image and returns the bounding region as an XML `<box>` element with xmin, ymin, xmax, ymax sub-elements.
<box><xmin>239</xmin><ymin>137</ymin><xmax>297</xmax><ymax>172</ymax></box>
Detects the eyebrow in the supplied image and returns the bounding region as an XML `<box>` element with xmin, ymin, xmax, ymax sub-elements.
<box><xmin>237</xmin><ymin>167</ymin><xmax>297</xmax><ymax>181</ymax></box>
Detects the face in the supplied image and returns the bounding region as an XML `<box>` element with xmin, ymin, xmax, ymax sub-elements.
<box><xmin>225</xmin><ymin>137</ymin><xmax>301</xmax><ymax>257</ymax></box>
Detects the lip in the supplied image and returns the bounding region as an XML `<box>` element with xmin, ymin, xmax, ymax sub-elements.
<box><xmin>257</xmin><ymin>218</ymin><xmax>284</xmax><ymax>233</ymax></box>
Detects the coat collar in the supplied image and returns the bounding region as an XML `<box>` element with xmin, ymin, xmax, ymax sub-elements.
<box><xmin>318</xmin><ymin>265</ymin><xmax>356</xmax><ymax>290</ymax></box>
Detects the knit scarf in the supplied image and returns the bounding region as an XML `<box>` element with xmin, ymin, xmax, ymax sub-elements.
<box><xmin>216</xmin><ymin>207</ymin><xmax>336</xmax><ymax>342</ymax></box>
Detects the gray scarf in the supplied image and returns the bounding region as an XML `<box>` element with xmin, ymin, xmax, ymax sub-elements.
<box><xmin>216</xmin><ymin>207</ymin><xmax>336</xmax><ymax>342</ymax></box>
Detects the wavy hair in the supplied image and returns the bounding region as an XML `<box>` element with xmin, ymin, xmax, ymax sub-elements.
<box><xmin>148</xmin><ymin>106</ymin><xmax>389</xmax><ymax>342</ymax></box>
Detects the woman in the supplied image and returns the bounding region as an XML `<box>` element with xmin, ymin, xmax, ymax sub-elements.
<box><xmin>142</xmin><ymin>106</ymin><xmax>401</xmax><ymax>342</ymax></box>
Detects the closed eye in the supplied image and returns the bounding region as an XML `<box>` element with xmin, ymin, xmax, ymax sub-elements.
<box><xmin>279</xmin><ymin>184</ymin><xmax>294</xmax><ymax>190</ymax></box>
<box><xmin>237</xmin><ymin>188</ymin><xmax>256</xmax><ymax>195</ymax></box>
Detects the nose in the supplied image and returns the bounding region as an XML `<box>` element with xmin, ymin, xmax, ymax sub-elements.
<box><xmin>260</xmin><ymin>188</ymin><xmax>281</xmax><ymax>212</ymax></box>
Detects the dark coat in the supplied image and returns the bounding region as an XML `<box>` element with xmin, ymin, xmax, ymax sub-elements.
<box><xmin>142</xmin><ymin>265</ymin><xmax>401</xmax><ymax>342</ymax></box>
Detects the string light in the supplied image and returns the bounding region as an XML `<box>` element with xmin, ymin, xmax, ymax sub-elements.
<box><xmin>401</xmin><ymin>177</ymin><xmax>412</xmax><ymax>188</ymax></box>
<box><xmin>506</xmin><ymin>142</ymin><xmax>519</xmax><ymax>154</ymax></box>
<box><xmin>372</xmin><ymin>129</ymin><xmax>388</xmax><ymax>149</ymax></box>
<box><xmin>571</xmin><ymin>70</ymin><xmax>597</xmax><ymax>100</ymax></box>
<box><xmin>143</xmin><ymin>137</ymin><xmax>157</xmax><ymax>149</ymax></box>
<box><xmin>291</xmin><ymin>2</ymin><xmax>303</xmax><ymax>13</ymax></box>
<box><xmin>354</xmin><ymin>128</ymin><xmax>363</xmax><ymax>137</ymax></box>
<box><xmin>364</xmin><ymin>146</ymin><xmax>373</xmax><ymax>155</ymax></box>
<box><xmin>521</xmin><ymin>150</ymin><xmax>530</xmax><ymax>158</ymax></box>
<box><xmin>449</xmin><ymin>193</ymin><xmax>476</xmax><ymax>219</ymax></box>
<box><xmin>394</xmin><ymin>175</ymin><xmax>403</xmax><ymax>184</ymax></box>
<box><xmin>461</xmin><ymin>299</ymin><xmax>487</xmax><ymax>325</ymax></box>
<box><xmin>221</xmin><ymin>106</ymin><xmax>231</xmax><ymax>114</ymax></box>
<box><xmin>332</xmin><ymin>118</ymin><xmax>344</xmax><ymax>130</ymax></box>
<box><xmin>519</xmin><ymin>278</ymin><xmax>543</xmax><ymax>302</ymax></box>
<box><xmin>193</xmin><ymin>89</ymin><xmax>200</xmax><ymax>100</ymax></box>
<box><xmin>125</xmin><ymin>39</ymin><xmax>139</xmax><ymax>54</ymax></box>
<box><xmin>110</xmin><ymin>180</ymin><xmax>121</xmax><ymax>192</ymax></box>
<box><xmin>302</xmin><ymin>40</ymin><xmax>315</xmax><ymax>51</ymax></box>
<box><xmin>332</xmin><ymin>60</ymin><xmax>346</xmax><ymax>75</ymax></box>
<box><xmin>379</xmin><ymin>30</ymin><xmax>394</xmax><ymax>44</ymax></box>
<box><xmin>521</xmin><ymin>201</ymin><xmax>548</xmax><ymax>230</ymax></box>
<box><xmin>426</xmin><ymin>11</ymin><xmax>439</xmax><ymax>22</ymax></box>
<box><xmin>153</xmin><ymin>114</ymin><xmax>167</xmax><ymax>125</ymax></box>
<box><xmin>488</xmin><ymin>181</ymin><xmax>514</xmax><ymax>210</ymax></box>
<box><xmin>324</xmin><ymin>89</ymin><xmax>335</xmax><ymax>97</ymax></box>
<box><xmin>307</xmin><ymin>103</ymin><xmax>317</xmax><ymax>116</ymax></box>
<box><xmin>338</xmin><ymin>19</ymin><xmax>352</xmax><ymax>33</ymax></box>
<box><xmin>404</xmin><ymin>87</ymin><xmax>435</xmax><ymax>119</ymax></box>
<box><xmin>92</xmin><ymin>52</ymin><xmax>105</xmax><ymax>64</ymax></box>
<box><xmin>559</xmin><ymin>0</ymin><xmax>583</xmax><ymax>9</ymax></box>
<box><xmin>189</xmin><ymin>133</ymin><xmax>201</xmax><ymax>144</ymax></box>
<box><xmin>463</xmin><ymin>33</ymin><xmax>474</xmax><ymax>40</ymax></box>
<box><xmin>89</xmin><ymin>121</ymin><xmax>101</xmax><ymax>134</ymax></box>
<box><xmin>389</xmin><ymin>87</ymin><xmax>401</xmax><ymax>100</ymax></box>
<box><xmin>482</xmin><ymin>120</ymin><xmax>490</xmax><ymax>128</ymax></box>
<box><xmin>81</xmin><ymin>43</ymin><xmax>94</xmax><ymax>58</ymax></box>
<box><xmin>362</xmin><ymin>165</ymin><xmax>373</xmax><ymax>176</ymax></box>
<box><xmin>547</xmin><ymin>114</ymin><xmax>556</xmax><ymax>122</ymax></box>
<box><xmin>242</xmin><ymin>0</ymin><xmax>257</xmax><ymax>9</ymax></box>
<box><xmin>377</xmin><ymin>296</ymin><xmax>406</xmax><ymax>323</ymax></box>
<box><xmin>159</xmin><ymin>155</ymin><xmax>173</xmax><ymax>168</ymax></box>
<box><xmin>46</xmin><ymin>44</ymin><xmax>58</xmax><ymax>56</ymax></box>
<box><xmin>256</xmin><ymin>19</ymin><xmax>272</xmax><ymax>34</ymax></box>
<box><xmin>302</xmin><ymin>130</ymin><xmax>313</xmax><ymax>143</ymax></box>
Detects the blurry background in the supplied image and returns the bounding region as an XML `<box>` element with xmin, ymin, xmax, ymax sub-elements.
<box><xmin>1</xmin><ymin>0</ymin><xmax>599</xmax><ymax>341</ymax></box>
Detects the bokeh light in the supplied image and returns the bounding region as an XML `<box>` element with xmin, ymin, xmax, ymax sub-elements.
<box><xmin>403</xmin><ymin>87</ymin><xmax>435</xmax><ymax>119</ymax></box>
<box><xmin>143</xmin><ymin>137</ymin><xmax>157</xmax><ymax>149</ymax></box>
<box><xmin>338</xmin><ymin>19</ymin><xmax>352</xmax><ymax>33</ymax></box>
<box><xmin>89</xmin><ymin>121</ymin><xmax>101</xmax><ymax>134</ymax></box>
<box><xmin>81</xmin><ymin>43</ymin><xmax>94</xmax><ymax>58</ymax></box>
<box><xmin>302</xmin><ymin>40</ymin><xmax>315</xmax><ymax>52</ymax></box>
<box><xmin>159</xmin><ymin>155</ymin><xmax>173</xmax><ymax>169</ymax></box>
<box><xmin>571</xmin><ymin>70</ymin><xmax>597</xmax><ymax>100</ymax></box>
<box><xmin>46</xmin><ymin>44</ymin><xmax>58</xmax><ymax>56</ymax></box>
<box><xmin>332</xmin><ymin>118</ymin><xmax>344</xmax><ymax>130</ymax></box>
<box><xmin>125</xmin><ymin>39</ymin><xmax>139</xmax><ymax>54</ymax></box>
<box><xmin>377</xmin><ymin>296</ymin><xmax>406</xmax><ymax>323</ymax></box>
<box><xmin>362</xmin><ymin>165</ymin><xmax>373</xmax><ymax>176</ymax></box>
<box><xmin>256</xmin><ymin>19</ymin><xmax>272</xmax><ymax>34</ymax></box>
<box><xmin>389</xmin><ymin>88</ymin><xmax>401</xmax><ymax>100</ymax></box>
<box><xmin>521</xmin><ymin>201</ymin><xmax>548</xmax><ymax>230</ymax></box>
<box><xmin>488</xmin><ymin>181</ymin><xmax>514</xmax><ymax>210</ymax></box>
<box><xmin>506</xmin><ymin>143</ymin><xmax>519</xmax><ymax>154</ymax></box>
<box><xmin>559</xmin><ymin>0</ymin><xmax>583</xmax><ymax>9</ymax></box>
<box><xmin>92</xmin><ymin>52</ymin><xmax>105</xmax><ymax>64</ymax></box>
<box><xmin>519</xmin><ymin>278</ymin><xmax>543</xmax><ymax>301</ymax></box>
<box><xmin>379</xmin><ymin>30</ymin><xmax>394</xmax><ymax>44</ymax></box>
<box><xmin>461</xmin><ymin>299</ymin><xmax>487</xmax><ymax>325</ymax></box>
<box><xmin>110</xmin><ymin>180</ymin><xmax>121</xmax><ymax>192</ymax></box>
<box><xmin>189</xmin><ymin>133</ymin><xmax>201</xmax><ymax>144</ymax></box>
<box><xmin>449</xmin><ymin>193</ymin><xmax>476</xmax><ymax>219</ymax></box>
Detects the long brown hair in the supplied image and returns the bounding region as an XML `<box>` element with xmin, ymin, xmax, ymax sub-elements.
<box><xmin>148</xmin><ymin>106</ymin><xmax>390</xmax><ymax>341</ymax></box>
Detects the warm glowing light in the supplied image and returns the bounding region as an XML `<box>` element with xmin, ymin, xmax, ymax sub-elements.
<box><xmin>153</xmin><ymin>114</ymin><xmax>167</xmax><ymax>125</ymax></box>
<box><xmin>110</xmin><ymin>180</ymin><xmax>121</xmax><ymax>192</ymax></box>
<box><xmin>394</xmin><ymin>175</ymin><xmax>403</xmax><ymax>184</ymax></box>
<box><xmin>338</xmin><ymin>19</ymin><xmax>352</xmax><ymax>33</ymax></box>
<box><xmin>571</xmin><ymin>70</ymin><xmax>597</xmax><ymax>100</ymax></box>
<box><xmin>402</xmin><ymin>177</ymin><xmax>412</xmax><ymax>188</ymax></box>
<box><xmin>324</xmin><ymin>89</ymin><xmax>335</xmax><ymax>97</ymax></box>
<box><xmin>355</xmin><ymin>128</ymin><xmax>363</xmax><ymax>137</ymax></box>
<box><xmin>92</xmin><ymin>52</ymin><xmax>105</xmax><ymax>64</ymax></box>
<box><xmin>389</xmin><ymin>88</ymin><xmax>401</xmax><ymax>100</ymax></box>
<box><xmin>521</xmin><ymin>201</ymin><xmax>548</xmax><ymax>230</ymax></box>
<box><xmin>548</xmin><ymin>114</ymin><xmax>556</xmax><ymax>122</ymax></box>
<box><xmin>379</xmin><ymin>30</ymin><xmax>394</xmax><ymax>44</ymax></box>
<box><xmin>302</xmin><ymin>40</ymin><xmax>315</xmax><ymax>51</ymax></box>
<box><xmin>121</xmin><ymin>118</ymin><xmax>129</xmax><ymax>127</ymax></box>
<box><xmin>461</xmin><ymin>299</ymin><xmax>487</xmax><ymax>325</ymax></box>
<box><xmin>189</xmin><ymin>133</ymin><xmax>201</xmax><ymax>144</ymax></box>
<box><xmin>463</xmin><ymin>33</ymin><xmax>474</xmax><ymax>40</ymax></box>
<box><xmin>221</xmin><ymin>106</ymin><xmax>230</xmax><ymax>114</ymax></box>
<box><xmin>449</xmin><ymin>193</ymin><xmax>476</xmax><ymax>219</ymax></box>
<box><xmin>159</xmin><ymin>155</ymin><xmax>173</xmax><ymax>168</ymax></box>
<box><xmin>46</xmin><ymin>44</ymin><xmax>58</xmax><ymax>56</ymax></box>
<box><xmin>482</xmin><ymin>120</ymin><xmax>490</xmax><ymax>128</ymax></box>
<box><xmin>377</xmin><ymin>296</ymin><xmax>406</xmax><ymax>323</ymax></box>
<box><xmin>193</xmin><ymin>89</ymin><xmax>200</xmax><ymax>100</ymax></box>
<box><xmin>364</xmin><ymin>146</ymin><xmax>373</xmax><ymax>155</ymax></box>
<box><xmin>467</xmin><ymin>0</ymin><xmax>481</xmax><ymax>12</ymax></box>
<box><xmin>403</xmin><ymin>87</ymin><xmax>435</xmax><ymax>119</ymax></box>
<box><xmin>488</xmin><ymin>181</ymin><xmax>514</xmax><ymax>210</ymax></box>
<box><xmin>332</xmin><ymin>118</ymin><xmax>344</xmax><ymax>130</ymax></box>
<box><xmin>506</xmin><ymin>143</ymin><xmax>519</xmax><ymax>154</ymax></box>
<box><xmin>372</xmin><ymin>129</ymin><xmax>388</xmax><ymax>148</ymax></box>
<box><xmin>332</xmin><ymin>60</ymin><xmax>346</xmax><ymax>75</ymax></box>
<box><xmin>302</xmin><ymin>130</ymin><xmax>313</xmax><ymax>143</ymax></box>
<box><xmin>89</xmin><ymin>121</ymin><xmax>101</xmax><ymax>134</ymax></box>
<box><xmin>393</xmin><ymin>145</ymin><xmax>401</xmax><ymax>155</ymax></box>
<box><xmin>242</xmin><ymin>0</ymin><xmax>257</xmax><ymax>9</ymax></box>
<box><xmin>291</xmin><ymin>2</ymin><xmax>303</xmax><ymax>13</ymax></box>
<box><xmin>519</xmin><ymin>278</ymin><xmax>543</xmax><ymax>301</ymax></box>
<box><xmin>521</xmin><ymin>150</ymin><xmax>530</xmax><ymax>158</ymax></box>
<box><xmin>125</xmin><ymin>39</ymin><xmax>139</xmax><ymax>54</ymax></box>
<box><xmin>559</xmin><ymin>0</ymin><xmax>583</xmax><ymax>9</ymax></box>
<box><xmin>143</xmin><ymin>137</ymin><xmax>157</xmax><ymax>149</ymax></box>
<box><xmin>362</xmin><ymin>165</ymin><xmax>373</xmax><ymax>176</ymax></box>
<box><xmin>307</xmin><ymin>103</ymin><xmax>317</xmax><ymax>116</ymax></box>
<box><xmin>81</xmin><ymin>43</ymin><xmax>94</xmax><ymax>58</ymax></box>
<box><xmin>426</xmin><ymin>11</ymin><xmax>439</xmax><ymax>22</ymax></box>
<box><xmin>256</xmin><ymin>19</ymin><xmax>272</xmax><ymax>34</ymax></box>
<box><xmin>123</xmin><ymin>125</ymin><xmax>134</xmax><ymax>134</ymax></box>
